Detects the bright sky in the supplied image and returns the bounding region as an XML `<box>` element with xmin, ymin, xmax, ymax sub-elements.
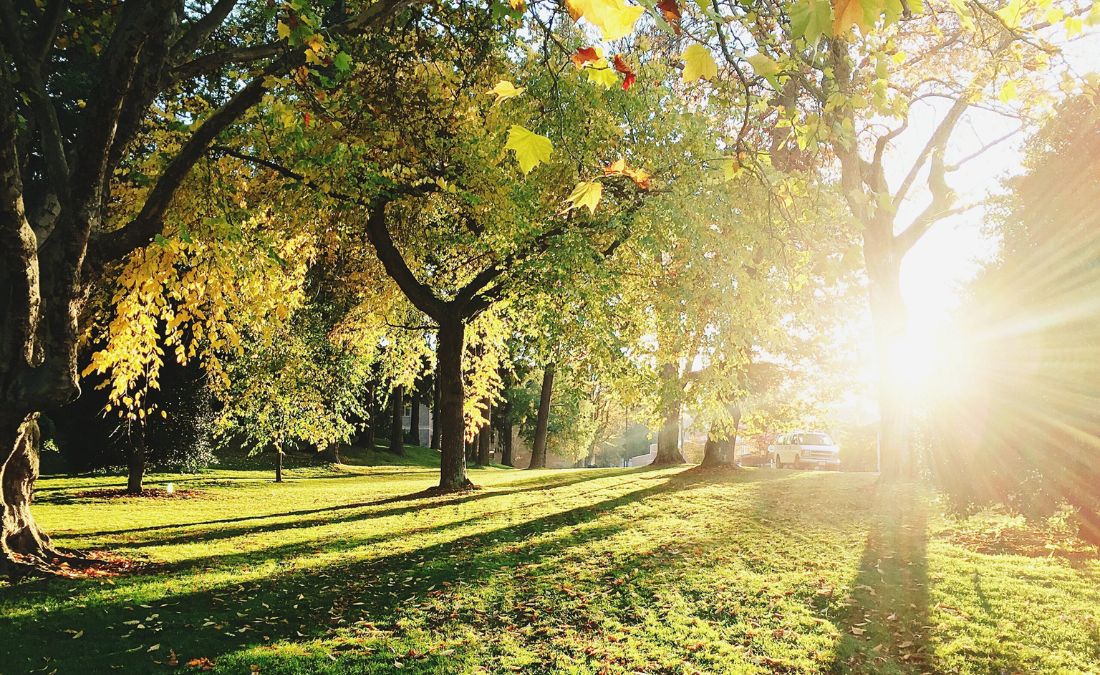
<box><xmin>836</xmin><ymin>35</ymin><xmax>1100</xmax><ymax>425</ymax></box>
<box><xmin>899</xmin><ymin>36</ymin><xmax>1100</xmax><ymax>326</ymax></box>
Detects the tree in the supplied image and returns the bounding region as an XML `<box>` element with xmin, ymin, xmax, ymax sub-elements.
<box><xmin>0</xmin><ymin>0</ymin><xmax>418</xmax><ymax>575</ymax></box>
<box><xmin>213</xmin><ymin>306</ymin><xmax>371</xmax><ymax>481</ymax></box>
<box><xmin>931</xmin><ymin>95</ymin><xmax>1100</xmax><ymax>542</ymax></box>
<box><xmin>50</xmin><ymin>356</ymin><xmax>216</xmax><ymax>494</ymax></box>
<box><xmin>225</xmin><ymin>12</ymin><xmax>690</xmax><ymax>490</ymax></box>
<box><xmin>388</xmin><ymin>387</ymin><xmax>404</xmax><ymax>456</ymax></box>
<box><xmin>528</xmin><ymin>363</ymin><xmax>556</xmax><ymax>469</ymax></box>
<box><xmin>696</xmin><ymin>0</ymin><xmax>1096</xmax><ymax>477</ymax></box>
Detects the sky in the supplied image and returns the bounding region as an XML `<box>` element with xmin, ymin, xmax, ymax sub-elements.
<box><xmin>834</xmin><ymin>31</ymin><xmax>1100</xmax><ymax>425</ymax></box>
<box><xmin>897</xmin><ymin>33</ymin><xmax>1100</xmax><ymax>327</ymax></box>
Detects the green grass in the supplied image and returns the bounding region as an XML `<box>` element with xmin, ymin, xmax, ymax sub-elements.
<box><xmin>2</xmin><ymin>459</ymin><xmax>1098</xmax><ymax>674</ymax></box>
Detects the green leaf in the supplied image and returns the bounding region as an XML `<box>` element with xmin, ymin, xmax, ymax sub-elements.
<box><xmin>332</xmin><ymin>52</ymin><xmax>352</xmax><ymax>72</ymax></box>
<box><xmin>790</xmin><ymin>0</ymin><xmax>832</xmax><ymax>43</ymax></box>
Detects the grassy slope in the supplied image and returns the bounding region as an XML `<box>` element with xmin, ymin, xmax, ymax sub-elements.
<box><xmin>1</xmin><ymin>458</ymin><xmax>1098</xmax><ymax>674</ymax></box>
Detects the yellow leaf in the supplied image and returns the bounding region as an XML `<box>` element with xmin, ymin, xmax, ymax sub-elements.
<box><xmin>1065</xmin><ymin>15</ymin><xmax>1083</xmax><ymax>35</ymax></box>
<box><xmin>277</xmin><ymin>22</ymin><xmax>291</xmax><ymax>40</ymax></box>
<box><xmin>509</xmin><ymin>0</ymin><xmax>526</xmax><ymax>9</ymax></box>
<box><xmin>996</xmin><ymin>0</ymin><xmax>1024</xmax><ymax>28</ymax></box>
<box><xmin>998</xmin><ymin>79</ymin><xmax>1018</xmax><ymax>102</ymax></box>
<box><xmin>566</xmin><ymin>0</ymin><xmax>645</xmax><ymax>40</ymax></box>
<box><xmin>746</xmin><ymin>53</ymin><xmax>780</xmax><ymax>76</ymax></box>
<box><xmin>585</xmin><ymin>58</ymin><xmax>619</xmax><ymax>88</ymax></box>
<box><xmin>718</xmin><ymin>157</ymin><xmax>743</xmax><ymax>180</ymax></box>
<box><xmin>489</xmin><ymin>80</ymin><xmax>526</xmax><ymax>104</ymax></box>
<box><xmin>505</xmin><ymin>125</ymin><xmax>553</xmax><ymax>174</ymax></box>
<box><xmin>833</xmin><ymin>0</ymin><xmax>869</xmax><ymax>34</ymax></box>
<box><xmin>682</xmin><ymin>44</ymin><xmax>718</xmax><ymax>82</ymax></box>
<box><xmin>564</xmin><ymin>181</ymin><xmax>603</xmax><ymax>214</ymax></box>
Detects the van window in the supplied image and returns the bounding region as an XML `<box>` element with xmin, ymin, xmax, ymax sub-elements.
<box><xmin>798</xmin><ymin>433</ymin><xmax>832</xmax><ymax>445</ymax></box>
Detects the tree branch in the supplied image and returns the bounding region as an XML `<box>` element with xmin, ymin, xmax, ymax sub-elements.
<box><xmin>170</xmin><ymin>0</ymin><xmax>238</xmax><ymax>61</ymax></box>
<box><xmin>0</xmin><ymin>0</ymin><xmax>69</xmax><ymax>194</ymax></box>
<box><xmin>362</xmin><ymin>200</ymin><xmax>446</xmax><ymax>320</ymax></box>
<box><xmin>89</xmin><ymin>68</ymin><xmax>278</xmax><ymax>264</ymax></box>
<box><xmin>945</xmin><ymin>125</ymin><xmax>1022</xmax><ymax>171</ymax></box>
<box><xmin>891</xmin><ymin>92</ymin><xmax>970</xmax><ymax>209</ymax></box>
<box><xmin>31</xmin><ymin>0</ymin><xmax>66</xmax><ymax>66</ymax></box>
<box><xmin>172</xmin><ymin>42</ymin><xmax>283</xmax><ymax>82</ymax></box>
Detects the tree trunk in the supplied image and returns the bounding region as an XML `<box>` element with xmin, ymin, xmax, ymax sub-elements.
<box><xmin>430</xmin><ymin>374</ymin><xmax>441</xmax><ymax>450</ymax></box>
<box><xmin>126</xmin><ymin>434</ymin><xmax>146</xmax><ymax>494</ymax></box>
<box><xmin>407</xmin><ymin>386</ymin><xmax>421</xmax><ymax>446</ymax></box>
<box><xmin>498</xmin><ymin>399</ymin><xmax>514</xmax><ymax>467</ymax></box>
<box><xmin>865</xmin><ymin>234</ymin><xmax>912</xmax><ymax>480</ymax></box>
<box><xmin>1</xmin><ymin>415</ymin><xmax>69</xmax><ymax>576</ymax></box>
<box><xmin>436</xmin><ymin>319</ymin><xmax>472</xmax><ymax>490</ymax></box>
<box><xmin>325</xmin><ymin>444</ymin><xmax>342</xmax><ymax>464</ymax></box>
<box><xmin>477</xmin><ymin>400</ymin><xmax>492</xmax><ymax>467</ymax></box>
<box><xmin>389</xmin><ymin>386</ymin><xmax>405</xmax><ymax>455</ymax></box>
<box><xmin>363</xmin><ymin>392</ymin><xmax>376</xmax><ymax>449</ymax></box>
<box><xmin>274</xmin><ymin>445</ymin><xmax>284</xmax><ymax>483</ymax></box>
<box><xmin>702</xmin><ymin>404</ymin><xmax>740</xmax><ymax>467</ymax></box>
<box><xmin>653</xmin><ymin>363</ymin><xmax>686</xmax><ymax>465</ymax></box>
<box><xmin>528</xmin><ymin>362</ymin><xmax>555</xmax><ymax>469</ymax></box>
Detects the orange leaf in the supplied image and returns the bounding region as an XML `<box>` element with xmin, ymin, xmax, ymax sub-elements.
<box><xmin>625</xmin><ymin>166</ymin><xmax>651</xmax><ymax>189</ymax></box>
<box><xmin>187</xmin><ymin>657</ymin><xmax>216</xmax><ymax>671</ymax></box>
<box><xmin>657</xmin><ymin>0</ymin><xmax>682</xmax><ymax>34</ymax></box>
<box><xmin>571</xmin><ymin>46</ymin><xmax>599</xmax><ymax>69</ymax></box>
<box><xmin>611</xmin><ymin>54</ymin><xmax>636</xmax><ymax>90</ymax></box>
<box><xmin>603</xmin><ymin>158</ymin><xmax>651</xmax><ymax>189</ymax></box>
<box><xmin>832</xmin><ymin>0</ymin><xmax>869</xmax><ymax>34</ymax></box>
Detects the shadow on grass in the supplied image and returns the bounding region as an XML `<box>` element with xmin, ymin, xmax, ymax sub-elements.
<box><xmin>828</xmin><ymin>482</ymin><xmax>931</xmax><ymax>673</ymax></box>
<box><xmin>0</xmin><ymin>467</ymin><xmax>728</xmax><ymax>673</ymax></box>
<box><xmin>70</xmin><ymin>467</ymin><xmax>649</xmax><ymax>541</ymax></box>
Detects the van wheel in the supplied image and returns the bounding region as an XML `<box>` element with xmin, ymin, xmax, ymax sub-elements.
<box><xmin>793</xmin><ymin>455</ymin><xmax>801</xmax><ymax>470</ymax></box>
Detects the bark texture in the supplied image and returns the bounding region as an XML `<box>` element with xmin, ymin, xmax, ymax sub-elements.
<box><xmin>701</xmin><ymin>404</ymin><xmax>740</xmax><ymax>467</ymax></box>
<box><xmin>527</xmin><ymin>362</ymin><xmax>555</xmax><ymax>469</ymax></box>
<box><xmin>476</xmin><ymin>399</ymin><xmax>492</xmax><ymax>467</ymax></box>
<box><xmin>653</xmin><ymin>363</ymin><xmax>686</xmax><ymax>465</ymax></box>
<box><xmin>436</xmin><ymin>320</ymin><xmax>472</xmax><ymax>490</ymax></box>
<box><xmin>0</xmin><ymin>416</ymin><xmax>69</xmax><ymax>577</ymax></box>
<box><xmin>126</xmin><ymin>435</ymin><xmax>146</xmax><ymax>494</ymax></box>
<box><xmin>429</xmin><ymin>375</ymin><xmax>441</xmax><ymax>450</ymax></box>
<box><xmin>407</xmin><ymin>386</ymin><xmax>421</xmax><ymax>446</ymax></box>
<box><xmin>388</xmin><ymin>387</ymin><xmax>404</xmax><ymax>455</ymax></box>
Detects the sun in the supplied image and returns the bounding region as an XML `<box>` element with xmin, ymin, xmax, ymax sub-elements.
<box><xmin>886</xmin><ymin>330</ymin><xmax>938</xmax><ymax>393</ymax></box>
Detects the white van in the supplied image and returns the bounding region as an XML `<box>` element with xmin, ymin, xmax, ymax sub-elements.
<box><xmin>768</xmin><ymin>432</ymin><xmax>841</xmax><ymax>470</ymax></box>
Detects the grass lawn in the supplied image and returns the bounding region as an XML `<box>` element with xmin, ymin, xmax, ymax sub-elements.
<box><xmin>2</xmin><ymin>453</ymin><xmax>1098</xmax><ymax>674</ymax></box>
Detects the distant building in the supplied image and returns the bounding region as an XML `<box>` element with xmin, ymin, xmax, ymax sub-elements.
<box><xmin>400</xmin><ymin>401</ymin><xmax>432</xmax><ymax>446</ymax></box>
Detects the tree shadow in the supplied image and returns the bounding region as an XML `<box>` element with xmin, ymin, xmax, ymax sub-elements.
<box><xmin>827</xmin><ymin>483</ymin><xmax>932</xmax><ymax>673</ymax></box>
<box><xmin>0</xmin><ymin>467</ymin><xmax>720</xmax><ymax>673</ymax></box>
<box><xmin>71</xmin><ymin>467</ymin><xmax>647</xmax><ymax>541</ymax></box>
